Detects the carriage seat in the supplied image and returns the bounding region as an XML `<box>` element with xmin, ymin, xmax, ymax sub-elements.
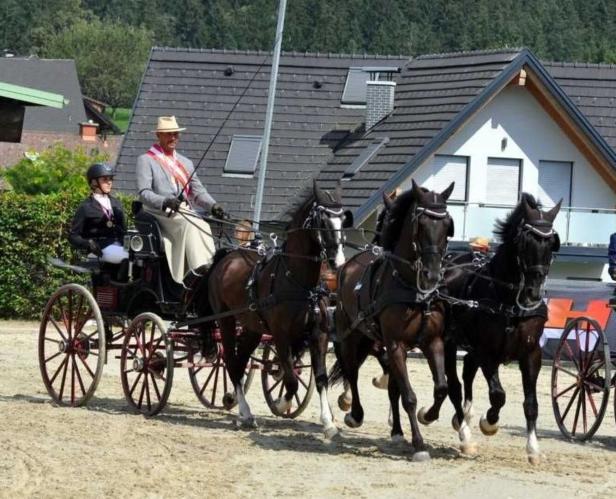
<box><xmin>129</xmin><ymin>200</ymin><xmax>165</xmax><ymax>255</ymax></box>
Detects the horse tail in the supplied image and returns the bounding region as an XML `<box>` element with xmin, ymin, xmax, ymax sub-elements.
<box><xmin>328</xmin><ymin>342</ymin><xmax>345</xmax><ymax>386</ymax></box>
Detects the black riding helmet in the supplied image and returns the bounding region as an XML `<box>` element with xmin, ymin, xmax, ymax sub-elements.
<box><xmin>86</xmin><ymin>163</ymin><xmax>114</xmax><ymax>183</ymax></box>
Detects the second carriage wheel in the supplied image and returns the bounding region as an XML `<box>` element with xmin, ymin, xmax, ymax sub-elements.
<box><xmin>261</xmin><ymin>344</ymin><xmax>315</xmax><ymax>419</ymax></box>
<box><xmin>39</xmin><ymin>284</ymin><xmax>106</xmax><ymax>406</ymax></box>
<box><xmin>188</xmin><ymin>336</ymin><xmax>255</xmax><ymax>409</ymax></box>
<box><xmin>120</xmin><ymin>312</ymin><xmax>173</xmax><ymax>416</ymax></box>
<box><xmin>551</xmin><ymin>316</ymin><xmax>611</xmax><ymax>441</ymax></box>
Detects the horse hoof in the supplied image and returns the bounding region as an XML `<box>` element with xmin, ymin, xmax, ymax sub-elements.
<box><xmin>234</xmin><ymin>416</ymin><xmax>258</xmax><ymax>430</ymax></box>
<box><xmin>460</xmin><ymin>441</ymin><xmax>478</xmax><ymax>456</ymax></box>
<box><xmin>528</xmin><ymin>453</ymin><xmax>541</xmax><ymax>466</ymax></box>
<box><xmin>275</xmin><ymin>397</ymin><xmax>292</xmax><ymax>414</ymax></box>
<box><xmin>452</xmin><ymin>414</ymin><xmax>461</xmax><ymax>431</ymax></box>
<box><xmin>479</xmin><ymin>415</ymin><xmax>499</xmax><ymax>436</ymax></box>
<box><xmin>344</xmin><ymin>413</ymin><xmax>362</xmax><ymax>428</ymax></box>
<box><xmin>372</xmin><ymin>373</ymin><xmax>389</xmax><ymax>390</ymax></box>
<box><xmin>222</xmin><ymin>393</ymin><xmax>236</xmax><ymax>410</ymax></box>
<box><xmin>391</xmin><ymin>434</ymin><xmax>405</xmax><ymax>444</ymax></box>
<box><xmin>323</xmin><ymin>425</ymin><xmax>339</xmax><ymax>440</ymax></box>
<box><xmin>412</xmin><ymin>451</ymin><xmax>431</xmax><ymax>462</ymax></box>
<box><xmin>417</xmin><ymin>406</ymin><xmax>433</xmax><ymax>426</ymax></box>
<box><xmin>337</xmin><ymin>393</ymin><xmax>351</xmax><ymax>412</ymax></box>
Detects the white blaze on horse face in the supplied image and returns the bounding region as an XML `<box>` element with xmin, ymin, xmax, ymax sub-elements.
<box><xmin>330</xmin><ymin>215</ymin><xmax>346</xmax><ymax>268</ymax></box>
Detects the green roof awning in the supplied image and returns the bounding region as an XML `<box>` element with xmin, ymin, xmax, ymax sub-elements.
<box><xmin>0</xmin><ymin>81</ymin><xmax>68</xmax><ymax>109</ymax></box>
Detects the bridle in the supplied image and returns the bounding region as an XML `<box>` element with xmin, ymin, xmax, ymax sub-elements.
<box><xmin>302</xmin><ymin>202</ymin><xmax>346</xmax><ymax>261</ymax></box>
<box><xmin>514</xmin><ymin>220</ymin><xmax>557</xmax><ymax>311</ymax></box>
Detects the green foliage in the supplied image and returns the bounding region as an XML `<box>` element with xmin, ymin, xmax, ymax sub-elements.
<box><xmin>111</xmin><ymin>108</ymin><xmax>132</xmax><ymax>134</ymax></box>
<box><xmin>0</xmin><ymin>191</ymin><xmax>135</xmax><ymax>319</ymax></box>
<box><xmin>39</xmin><ymin>18</ymin><xmax>153</xmax><ymax>109</ymax></box>
<box><xmin>2</xmin><ymin>144</ymin><xmax>108</xmax><ymax>196</ymax></box>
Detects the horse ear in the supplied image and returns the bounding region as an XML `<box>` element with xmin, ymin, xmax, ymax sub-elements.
<box><xmin>313</xmin><ymin>179</ymin><xmax>327</xmax><ymax>205</ymax></box>
<box><xmin>544</xmin><ymin>199</ymin><xmax>563</xmax><ymax>223</ymax></box>
<box><xmin>440</xmin><ymin>182</ymin><xmax>455</xmax><ymax>201</ymax></box>
<box><xmin>552</xmin><ymin>232</ymin><xmax>561</xmax><ymax>252</ymax></box>
<box><xmin>522</xmin><ymin>195</ymin><xmax>535</xmax><ymax>222</ymax></box>
<box><xmin>335</xmin><ymin>181</ymin><xmax>343</xmax><ymax>204</ymax></box>
<box><xmin>382</xmin><ymin>191</ymin><xmax>394</xmax><ymax>210</ymax></box>
<box><xmin>411</xmin><ymin>179</ymin><xmax>422</xmax><ymax>202</ymax></box>
<box><xmin>342</xmin><ymin>209</ymin><xmax>354</xmax><ymax>228</ymax></box>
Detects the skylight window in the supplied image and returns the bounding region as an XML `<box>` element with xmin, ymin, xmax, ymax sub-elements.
<box><xmin>223</xmin><ymin>135</ymin><xmax>262</xmax><ymax>176</ymax></box>
<box><xmin>341</xmin><ymin>66</ymin><xmax>400</xmax><ymax>105</ymax></box>
<box><xmin>342</xmin><ymin>137</ymin><xmax>389</xmax><ymax>180</ymax></box>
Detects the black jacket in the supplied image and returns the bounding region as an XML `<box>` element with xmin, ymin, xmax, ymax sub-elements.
<box><xmin>69</xmin><ymin>195</ymin><xmax>126</xmax><ymax>251</ymax></box>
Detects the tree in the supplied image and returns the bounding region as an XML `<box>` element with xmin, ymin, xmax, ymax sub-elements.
<box><xmin>39</xmin><ymin>19</ymin><xmax>153</xmax><ymax>109</ymax></box>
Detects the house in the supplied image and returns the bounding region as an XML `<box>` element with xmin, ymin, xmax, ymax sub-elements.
<box><xmin>0</xmin><ymin>56</ymin><xmax>122</xmax><ymax>167</ymax></box>
<box><xmin>116</xmin><ymin>47</ymin><xmax>616</xmax><ymax>281</ymax></box>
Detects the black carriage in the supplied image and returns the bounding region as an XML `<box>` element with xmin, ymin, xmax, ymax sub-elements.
<box><xmin>38</xmin><ymin>207</ymin><xmax>315</xmax><ymax>417</ymax></box>
<box><xmin>548</xmin><ymin>279</ymin><xmax>616</xmax><ymax>440</ymax></box>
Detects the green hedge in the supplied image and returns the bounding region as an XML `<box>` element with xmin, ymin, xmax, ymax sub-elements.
<box><xmin>0</xmin><ymin>191</ymin><xmax>134</xmax><ymax>319</ymax></box>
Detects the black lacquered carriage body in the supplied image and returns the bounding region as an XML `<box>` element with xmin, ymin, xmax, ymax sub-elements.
<box><xmin>38</xmin><ymin>213</ymin><xmax>315</xmax><ymax>417</ymax></box>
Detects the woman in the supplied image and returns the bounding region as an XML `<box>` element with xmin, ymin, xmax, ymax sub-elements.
<box><xmin>69</xmin><ymin>163</ymin><xmax>128</xmax><ymax>264</ymax></box>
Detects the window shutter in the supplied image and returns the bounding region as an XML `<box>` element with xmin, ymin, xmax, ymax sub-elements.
<box><xmin>486</xmin><ymin>158</ymin><xmax>520</xmax><ymax>205</ymax></box>
<box><xmin>538</xmin><ymin>160</ymin><xmax>571</xmax><ymax>207</ymax></box>
<box><xmin>432</xmin><ymin>155</ymin><xmax>467</xmax><ymax>201</ymax></box>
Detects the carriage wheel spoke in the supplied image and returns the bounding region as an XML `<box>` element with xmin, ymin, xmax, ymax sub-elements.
<box><xmin>584</xmin><ymin>384</ymin><xmax>599</xmax><ymax>417</ymax></box>
<box><xmin>563</xmin><ymin>339</ymin><xmax>581</xmax><ymax>372</ymax></box>
<box><xmin>297</xmin><ymin>374</ymin><xmax>310</xmax><ymax>390</ymax></box>
<box><xmin>561</xmin><ymin>385</ymin><xmax>580</xmax><ymax>422</ymax></box>
<box><xmin>572</xmin><ymin>387</ymin><xmax>583</xmax><ymax>435</ymax></box>
<box><xmin>58</xmin><ymin>354</ymin><xmax>69</xmax><ymax>401</ymax></box>
<box><xmin>554</xmin><ymin>381</ymin><xmax>577</xmax><ymax>400</ymax></box>
<box><xmin>266</xmin><ymin>376</ymin><xmax>283</xmax><ymax>395</ymax></box>
<box><xmin>149</xmin><ymin>335</ymin><xmax>164</xmax><ymax>356</ymax></box>
<box><xmin>76</xmin><ymin>351</ymin><xmax>96</xmax><ymax>379</ymax></box>
<box><xmin>555</xmin><ymin>364</ymin><xmax>579</xmax><ymax>379</ymax></box>
<box><xmin>137</xmin><ymin>377</ymin><xmax>147</xmax><ymax>409</ymax></box>
<box><xmin>49</xmin><ymin>317</ymin><xmax>68</xmax><ymax>343</ymax></box>
<box><xmin>145</xmin><ymin>373</ymin><xmax>152</xmax><ymax>410</ymax></box>
<box><xmin>70</xmin><ymin>355</ymin><xmax>76</xmax><ymax>404</ymax></box>
<box><xmin>49</xmin><ymin>355</ymin><xmax>68</xmax><ymax>385</ymax></box>
<box><xmin>67</xmin><ymin>291</ymin><xmax>74</xmax><ymax>340</ymax></box>
<box><xmin>150</xmin><ymin>373</ymin><xmax>162</xmax><ymax>401</ymax></box>
<box><xmin>211</xmin><ymin>361</ymin><xmax>221</xmax><ymax>403</ymax></box>
<box><xmin>44</xmin><ymin>350</ymin><xmax>63</xmax><ymax>364</ymax></box>
<box><xmin>74</xmin><ymin>356</ymin><xmax>87</xmax><ymax>398</ymax></box>
<box><xmin>199</xmin><ymin>363</ymin><xmax>218</xmax><ymax>396</ymax></box>
<box><xmin>130</xmin><ymin>372</ymin><xmax>144</xmax><ymax>397</ymax></box>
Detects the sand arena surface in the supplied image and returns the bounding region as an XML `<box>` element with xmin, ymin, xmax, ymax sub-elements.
<box><xmin>1</xmin><ymin>320</ymin><xmax>616</xmax><ymax>498</ymax></box>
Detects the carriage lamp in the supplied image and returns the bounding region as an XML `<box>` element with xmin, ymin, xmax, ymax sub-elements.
<box><xmin>129</xmin><ymin>235</ymin><xmax>144</xmax><ymax>252</ymax></box>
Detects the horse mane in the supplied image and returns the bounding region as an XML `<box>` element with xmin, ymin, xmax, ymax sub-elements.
<box><xmin>493</xmin><ymin>193</ymin><xmax>541</xmax><ymax>244</ymax></box>
<box><xmin>380</xmin><ymin>188</ymin><xmax>420</xmax><ymax>250</ymax></box>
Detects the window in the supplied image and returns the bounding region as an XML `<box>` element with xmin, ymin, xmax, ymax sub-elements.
<box><xmin>0</xmin><ymin>100</ymin><xmax>24</xmax><ymax>143</ymax></box>
<box><xmin>486</xmin><ymin>157</ymin><xmax>521</xmax><ymax>205</ymax></box>
<box><xmin>432</xmin><ymin>155</ymin><xmax>468</xmax><ymax>202</ymax></box>
<box><xmin>341</xmin><ymin>66</ymin><xmax>399</xmax><ymax>105</ymax></box>
<box><xmin>538</xmin><ymin>160</ymin><xmax>572</xmax><ymax>207</ymax></box>
<box><xmin>223</xmin><ymin>135</ymin><xmax>262</xmax><ymax>176</ymax></box>
<box><xmin>342</xmin><ymin>137</ymin><xmax>389</xmax><ymax>180</ymax></box>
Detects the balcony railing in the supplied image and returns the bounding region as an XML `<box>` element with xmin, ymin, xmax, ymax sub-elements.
<box><xmin>449</xmin><ymin>203</ymin><xmax>616</xmax><ymax>246</ymax></box>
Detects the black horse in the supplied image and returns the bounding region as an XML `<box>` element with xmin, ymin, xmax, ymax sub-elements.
<box><xmin>430</xmin><ymin>194</ymin><xmax>561</xmax><ymax>463</ymax></box>
<box><xmin>206</xmin><ymin>181</ymin><xmax>350</xmax><ymax>436</ymax></box>
<box><xmin>331</xmin><ymin>180</ymin><xmax>454</xmax><ymax>461</ymax></box>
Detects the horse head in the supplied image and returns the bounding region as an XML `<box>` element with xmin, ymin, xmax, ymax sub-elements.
<box><xmin>383</xmin><ymin>179</ymin><xmax>455</xmax><ymax>292</ymax></box>
<box><xmin>308</xmin><ymin>180</ymin><xmax>352</xmax><ymax>269</ymax></box>
<box><xmin>512</xmin><ymin>194</ymin><xmax>561</xmax><ymax>307</ymax></box>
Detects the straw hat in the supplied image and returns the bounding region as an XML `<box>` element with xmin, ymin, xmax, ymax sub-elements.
<box><xmin>469</xmin><ymin>236</ymin><xmax>490</xmax><ymax>251</ymax></box>
<box><xmin>153</xmin><ymin>116</ymin><xmax>186</xmax><ymax>133</ymax></box>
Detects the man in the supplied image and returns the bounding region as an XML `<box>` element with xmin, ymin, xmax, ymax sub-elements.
<box><xmin>469</xmin><ymin>236</ymin><xmax>490</xmax><ymax>255</ymax></box>
<box><xmin>136</xmin><ymin>116</ymin><xmax>225</xmax><ymax>287</ymax></box>
<box><xmin>70</xmin><ymin>163</ymin><xmax>128</xmax><ymax>264</ymax></box>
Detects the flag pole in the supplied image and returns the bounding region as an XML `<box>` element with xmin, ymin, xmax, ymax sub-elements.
<box><xmin>252</xmin><ymin>0</ymin><xmax>287</xmax><ymax>231</ymax></box>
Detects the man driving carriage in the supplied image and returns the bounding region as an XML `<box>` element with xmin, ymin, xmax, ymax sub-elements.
<box><xmin>136</xmin><ymin>116</ymin><xmax>226</xmax><ymax>288</ymax></box>
<box><xmin>69</xmin><ymin>163</ymin><xmax>129</xmax><ymax>264</ymax></box>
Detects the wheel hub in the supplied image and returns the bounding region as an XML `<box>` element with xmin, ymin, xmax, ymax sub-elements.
<box><xmin>133</xmin><ymin>357</ymin><xmax>144</xmax><ymax>372</ymax></box>
<box><xmin>58</xmin><ymin>340</ymin><xmax>67</xmax><ymax>353</ymax></box>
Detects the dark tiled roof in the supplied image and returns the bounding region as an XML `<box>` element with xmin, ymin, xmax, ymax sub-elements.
<box><xmin>544</xmin><ymin>61</ymin><xmax>616</xmax><ymax>150</ymax></box>
<box><xmin>115</xmin><ymin>47</ymin><xmax>408</xmax><ymax>220</ymax></box>
<box><xmin>0</xmin><ymin>57</ymin><xmax>86</xmax><ymax>132</ymax></box>
<box><xmin>318</xmin><ymin>49</ymin><xmax>524</xmax><ymax>215</ymax></box>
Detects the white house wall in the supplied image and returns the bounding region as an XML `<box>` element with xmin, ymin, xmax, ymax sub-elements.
<box><xmin>400</xmin><ymin>85</ymin><xmax>615</xmax><ymax>209</ymax></box>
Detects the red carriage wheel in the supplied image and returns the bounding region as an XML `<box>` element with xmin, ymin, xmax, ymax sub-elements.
<box><xmin>39</xmin><ymin>284</ymin><xmax>106</xmax><ymax>406</ymax></box>
<box><xmin>261</xmin><ymin>344</ymin><xmax>315</xmax><ymax>418</ymax></box>
<box><xmin>188</xmin><ymin>335</ymin><xmax>254</xmax><ymax>409</ymax></box>
<box><xmin>551</xmin><ymin>316</ymin><xmax>611</xmax><ymax>441</ymax></box>
<box><xmin>120</xmin><ymin>313</ymin><xmax>173</xmax><ymax>416</ymax></box>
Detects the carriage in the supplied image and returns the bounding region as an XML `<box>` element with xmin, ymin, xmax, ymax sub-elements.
<box><xmin>38</xmin><ymin>207</ymin><xmax>315</xmax><ymax>418</ymax></box>
<box><xmin>547</xmin><ymin>279</ymin><xmax>616</xmax><ymax>441</ymax></box>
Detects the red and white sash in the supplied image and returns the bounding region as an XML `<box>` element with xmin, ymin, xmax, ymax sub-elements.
<box><xmin>147</xmin><ymin>144</ymin><xmax>191</xmax><ymax>197</ymax></box>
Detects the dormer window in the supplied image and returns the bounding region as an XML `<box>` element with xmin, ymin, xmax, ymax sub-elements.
<box><xmin>341</xmin><ymin>66</ymin><xmax>399</xmax><ymax>106</ymax></box>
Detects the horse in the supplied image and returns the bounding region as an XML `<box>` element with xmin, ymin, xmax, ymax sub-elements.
<box><xmin>331</xmin><ymin>180</ymin><xmax>455</xmax><ymax>461</ymax></box>
<box><xmin>435</xmin><ymin>193</ymin><xmax>561</xmax><ymax>464</ymax></box>
<box><xmin>206</xmin><ymin>180</ymin><xmax>350</xmax><ymax>436</ymax></box>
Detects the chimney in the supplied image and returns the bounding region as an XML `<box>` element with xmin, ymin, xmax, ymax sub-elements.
<box><xmin>366</xmin><ymin>80</ymin><xmax>395</xmax><ymax>130</ymax></box>
<box><xmin>80</xmin><ymin>121</ymin><xmax>99</xmax><ymax>141</ymax></box>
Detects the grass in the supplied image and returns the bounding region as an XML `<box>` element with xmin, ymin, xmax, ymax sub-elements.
<box><xmin>109</xmin><ymin>107</ymin><xmax>132</xmax><ymax>133</ymax></box>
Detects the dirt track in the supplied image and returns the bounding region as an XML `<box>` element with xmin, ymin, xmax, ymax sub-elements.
<box><xmin>1</xmin><ymin>320</ymin><xmax>616</xmax><ymax>498</ymax></box>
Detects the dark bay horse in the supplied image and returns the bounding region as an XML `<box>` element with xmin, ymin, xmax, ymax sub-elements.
<box><xmin>206</xmin><ymin>181</ymin><xmax>349</xmax><ymax>436</ymax></box>
<box><xmin>331</xmin><ymin>180</ymin><xmax>454</xmax><ymax>461</ymax></box>
<box><xmin>437</xmin><ymin>194</ymin><xmax>561</xmax><ymax>464</ymax></box>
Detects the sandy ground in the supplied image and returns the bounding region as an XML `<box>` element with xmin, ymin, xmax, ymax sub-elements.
<box><xmin>1</xmin><ymin>320</ymin><xmax>616</xmax><ymax>499</ymax></box>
